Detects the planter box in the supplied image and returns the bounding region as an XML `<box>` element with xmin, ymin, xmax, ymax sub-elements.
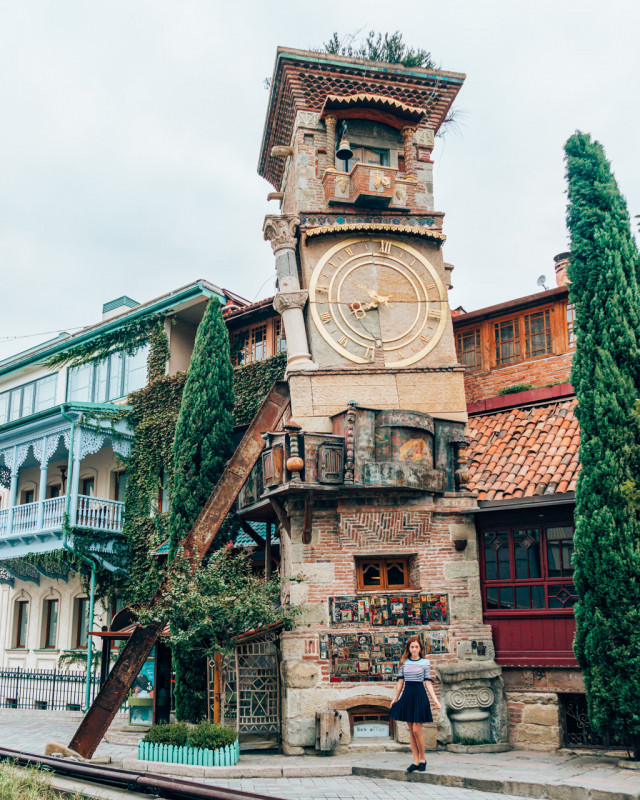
<box><xmin>138</xmin><ymin>739</ymin><xmax>240</xmax><ymax>767</ymax></box>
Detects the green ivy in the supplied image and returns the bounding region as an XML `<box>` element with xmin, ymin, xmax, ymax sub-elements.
<box><xmin>44</xmin><ymin>315</ymin><xmax>165</xmax><ymax>369</ymax></box>
<box><xmin>233</xmin><ymin>352</ymin><xmax>287</xmax><ymax>426</ymax></box>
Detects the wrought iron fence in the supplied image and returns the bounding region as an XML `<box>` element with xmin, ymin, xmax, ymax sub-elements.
<box><xmin>0</xmin><ymin>667</ymin><xmax>128</xmax><ymax>714</ymax></box>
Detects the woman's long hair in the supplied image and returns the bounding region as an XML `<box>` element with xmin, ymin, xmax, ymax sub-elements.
<box><xmin>399</xmin><ymin>635</ymin><xmax>425</xmax><ymax>665</ymax></box>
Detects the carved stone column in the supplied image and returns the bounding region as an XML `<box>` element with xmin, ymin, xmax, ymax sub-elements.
<box><xmin>264</xmin><ymin>214</ymin><xmax>316</xmax><ymax>372</ymax></box>
<box><xmin>324</xmin><ymin>115</ymin><xmax>337</xmax><ymax>171</ymax></box>
<box><xmin>401</xmin><ymin>126</ymin><xmax>417</xmax><ymax>178</ymax></box>
<box><xmin>437</xmin><ymin>661</ymin><xmax>509</xmax><ymax>747</ymax></box>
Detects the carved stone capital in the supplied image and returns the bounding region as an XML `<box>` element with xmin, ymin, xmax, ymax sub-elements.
<box><xmin>263</xmin><ymin>214</ymin><xmax>300</xmax><ymax>254</ymax></box>
<box><xmin>273</xmin><ymin>291</ymin><xmax>308</xmax><ymax>314</ymax></box>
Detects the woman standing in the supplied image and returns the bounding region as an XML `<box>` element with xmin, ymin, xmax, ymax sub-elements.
<box><xmin>389</xmin><ymin>635</ymin><xmax>441</xmax><ymax>772</ymax></box>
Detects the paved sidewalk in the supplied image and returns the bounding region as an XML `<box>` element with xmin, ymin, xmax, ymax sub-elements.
<box><xmin>3</xmin><ymin>712</ymin><xmax>640</xmax><ymax>800</ymax></box>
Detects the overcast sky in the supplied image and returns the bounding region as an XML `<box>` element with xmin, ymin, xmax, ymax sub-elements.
<box><xmin>1</xmin><ymin>0</ymin><xmax>639</xmax><ymax>361</ymax></box>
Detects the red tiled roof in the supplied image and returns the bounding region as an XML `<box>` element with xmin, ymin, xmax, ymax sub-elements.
<box><xmin>466</xmin><ymin>399</ymin><xmax>579</xmax><ymax>502</ymax></box>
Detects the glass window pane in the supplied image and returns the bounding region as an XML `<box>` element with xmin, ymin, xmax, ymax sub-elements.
<box><xmin>34</xmin><ymin>375</ymin><xmax>57</xmax><ymax>413</ymax></box>
<box><xmin>108</xmin><ymin>353</ymin><xmax>123</xmax><ymax>399</ymax></box>
<box><xmin>486</xmin><ymin>587</ymin><xmax>498</xmax><ymax>609</ymax></box>
<box><xmin>514</xmin><ymin>529</ymin><xmax>541</xmax><ymax>579</ymax></box>
<box><xmin>251</xmin><ymin>326</ymin><xmax>267</xmax><ymax>362</ymax></box>
<box><xmin>525</xmin><ymin>309</ymin><xmax>552</xmax><ymax>358</ymax></box>
<box><xmin>548</xmin><ymin>583</ymin><xmax>577</xmax><ymax>609</ymax></box>
<box><xmin>495</xmin><ymin>319</ymin><xmax>520</xmax><ymax>365</ymax></box>
<box><xmin>361</xmin><ymin>562</ymin><xmax>381</xmax><ymax>588</ymax></box>
<box><xmin>499</xmin><ymin>587</ymin><xmax>514</xmax><ymax>609</ymax></box>
<box><xmin>46</xmin><ymin>600</ymin><xmax>58</xmax><ymax>647</ymax></box>
<box><xmin>9</xmin><ymin>389</ymin><xmax>22</xmax><ymax>421</ymax></box>
<box><xmin>386</xmin><ymin>562</ymin><xmax>406</xmax><ymax>587</ymax></box>
<box><xmin>531</xmin><ymin>585</ymin><xmax>545</xmax><ymax>608</ymax></box>
<box><xmin>123</xmin><ymin>345</ymin><xmax>149</xmax><ymax>395</ymax></box>
<box><xmin>0</xmin><ymin>392</ymin><xmax>9</xmax><ymax>424</ymax></box>
<box><xmin>67</xmin><ymin>364</ymin><xmax>93</xmax><ymax>402</ymax></box>
<box><xmin>17</xmin><ymin>602</ymin><xmax>28</xmax><ymax>647</ymax></box>
<box><xmin>22</xmin><ymin>383</ymin><xmax>35</xmax><ymax>417</ymax></box>
<box><xmin>77</xmin><ymin>599</ymin><xmax>88</xmax><ymax>648</ymax></box>
<box><xmin>94</xmin><ymin>360</ymin><xmax>109</xmax><ymax>403</ymax></box>
<box><xmin>547</xmin><ymin>542</ymin><xmax>561</xmax><ymax>577</ymax></box>
<box><xmin>515</xmin><ymin>585</ymin><xmax>530</xmax><ymax>608</ymax></box>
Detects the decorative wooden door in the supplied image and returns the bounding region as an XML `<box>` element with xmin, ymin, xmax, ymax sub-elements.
<box><xmin>208</xmin><ymin>632</ymin><xmax>280</xmax><ymax>737</ymax></box>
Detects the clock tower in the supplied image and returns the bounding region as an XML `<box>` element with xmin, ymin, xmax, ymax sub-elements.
<box><xmin>249</xmin><ymin>48</ymin><xmax>506</xmax><ymax>753</ymax></box>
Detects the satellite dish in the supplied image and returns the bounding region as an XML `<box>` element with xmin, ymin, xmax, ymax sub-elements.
<box><xmin>537</xmin><ymin>275</ymin><xmax>549</xmax><ymax>291</ymax></box>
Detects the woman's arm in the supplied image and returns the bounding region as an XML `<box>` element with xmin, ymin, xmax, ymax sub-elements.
<box><xmin>391</xmin><ymin>677</ymin><xmax>404</xmax><ymax>704</ymax></box>
<box><xmin>425</xmin><ymin>680</ymin><xmax>441</xmax><ymax>709</ymax></box>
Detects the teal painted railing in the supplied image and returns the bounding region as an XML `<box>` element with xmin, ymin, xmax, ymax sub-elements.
<box><xmin>138</xmin><ymin>738</ymin><xmax>240</xmax><ymax>767</ymax></box>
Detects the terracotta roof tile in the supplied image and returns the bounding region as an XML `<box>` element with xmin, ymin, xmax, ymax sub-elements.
<box><xmin>467</xmin><ymin>399</ymin><xmax>579</xmax><ymax>502</ymax></box>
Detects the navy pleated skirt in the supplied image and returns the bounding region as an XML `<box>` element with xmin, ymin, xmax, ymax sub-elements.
<box><xmin>389</xmin><ymin>681</ymin><xmax>433</xmax><ymax>724</ymax></box>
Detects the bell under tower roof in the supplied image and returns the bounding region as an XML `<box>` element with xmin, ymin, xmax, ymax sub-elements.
<box><xmin>258</xmin><ymin>46</ymin><xmax>465</xmax><ymax>190</ymax></box>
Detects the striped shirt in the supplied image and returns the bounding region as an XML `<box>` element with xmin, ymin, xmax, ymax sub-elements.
<box><xmin>397</xmin><ymin>657</ymin><xmax>432</xmax><ymax>682</ymax></box>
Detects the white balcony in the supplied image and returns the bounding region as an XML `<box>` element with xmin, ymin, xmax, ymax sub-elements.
<box><xmin>0</xmin><ymin>495</ymin><xmax>124</xmax><ymax>539</ymax></box>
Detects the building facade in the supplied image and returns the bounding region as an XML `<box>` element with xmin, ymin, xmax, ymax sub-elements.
<box><xmin>0</xmin><ymin>281</ymin><xmax>244</xmax><ymax>677</ymax></box>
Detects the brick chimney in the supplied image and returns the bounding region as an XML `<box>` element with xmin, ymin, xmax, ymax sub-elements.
<box><xmin>554</xmin><ymin>252</ymin><xmax>571</xmax><ymax>287</ymax></box>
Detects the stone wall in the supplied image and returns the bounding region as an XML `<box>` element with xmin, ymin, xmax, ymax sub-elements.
<box><xmin>506</xmin><ymin>691</ymin><xmax>561</xmax><ymax>750</ymax></box>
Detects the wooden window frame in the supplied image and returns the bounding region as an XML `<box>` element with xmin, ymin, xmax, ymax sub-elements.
<box><xmin>43</xmin><ymin>599</ymin><xmax>58</xmax><ymax>649</ymax></box>
<box><xmin>356</xmin><ymin>556</ymin><xmax>410</xmax><ymax>591</ymax></box>
<box><xmin>455</xmin><ymin>301</ymin><xmax>567</xmax><ymax>373</ymax></box>
<box><xmin>75</xmin><ymin>597</ymin><xmax>89</xmax><ymax>649</ymax></box>
<box><xmin>455</xmin><ymin>327</ymin><xmax>482</xmax><ymax>371</ymax></box>
<box><xmin>15</xmin><ymin>600</ymin><xmax>29</xmax><ymax>648</ymax></box>
<box><xmin>566</xmin><ymin>302</ymin><xmax>576</xmax><ymax>349</ymax></box>
<box><xmin>479</xmin><ymin>523</ymin><xmax>576</xmax><ymax>616</ymax></box>
<box><xmin>232</xmin><ymin>318</ymin><xmax>286</xmax><ymax>366</ymax></box>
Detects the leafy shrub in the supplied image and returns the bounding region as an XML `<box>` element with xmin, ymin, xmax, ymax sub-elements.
<box><xmin>497</xmin><ymin>383</ymin><xmax>535</xmax><ymax>396</ymax></box>
<box><xmin>143</xmin><ymin>722</ymin><xmax>189</xmax><ymax>747</ymax></box>
<box><xmin>187</xmin><ymin>721</ymin><xmax>238</xmax><ymax>751</ymax></box>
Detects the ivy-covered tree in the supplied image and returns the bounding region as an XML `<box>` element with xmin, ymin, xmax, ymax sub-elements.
<box><xmin>323</xmin><ymin>30</ymin><xmax>434</xmax><ymax>68</ymax></box>
<box><xmin>566</xmin><ymin>132</ymin><xmax>640</xmax><ymax>757</ymax></box>
<box><xmin>167</xmin><ymin>297</ymin><xmax>235</xmax><ymax>722</ymax></box>
<box><xmin>168</xmin><ymin>298</ymin><xmax>235</xmax><ymax>559</ymax></box>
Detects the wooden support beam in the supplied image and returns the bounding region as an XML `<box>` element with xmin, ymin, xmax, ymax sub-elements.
<box><xmin>269</xmin><ymin>497</ymin><xmax>291</xmax><ymax>537</ymax></box>
<box><xmin>239</xmin><ymin>519</ymin><xmax>266</xmax><ymax>549</ymax></box>
<box><xmin>265</xmin><ymin>522</ymin><xmax>272</xmax><ymax>580</ymax></box>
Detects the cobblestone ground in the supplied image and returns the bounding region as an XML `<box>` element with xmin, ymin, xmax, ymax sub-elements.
<box><xmin>203</xmin><ymin>777</ymin><xmax>527</xmax><ymax>800</ymax></box>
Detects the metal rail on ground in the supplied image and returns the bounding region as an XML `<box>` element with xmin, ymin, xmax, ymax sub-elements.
<box><xmin>0</xmin><ymin>747</ymin><xmax>284</xmax><ymax>800</ymax></box>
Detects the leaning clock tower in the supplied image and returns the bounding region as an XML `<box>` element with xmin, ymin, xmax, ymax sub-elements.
<box><xmin>247</xmin><ymin>47</ymin><xmax>507</xmax><ymax>753</ymax></box>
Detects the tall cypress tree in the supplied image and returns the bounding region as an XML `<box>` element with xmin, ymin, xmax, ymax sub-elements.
<box><xmin>566</xmin><ymin>132</ymin><xmax>640</xmax><ymax>756</ymax></box>
<box><xmin>168</xmin><ymin>297</ymin><xmax>235</xmax><ymax>721</ymax></box>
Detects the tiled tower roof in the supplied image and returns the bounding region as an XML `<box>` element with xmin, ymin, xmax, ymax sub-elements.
<box><xmin>258</xmin><ymin>47</ymin><xmax>465</xmax><ymax>189</ymax></box>
<box><xmin>466</xmin><ymin>399</ymin><xmax>580</xmax><ymax>501</ymax></box>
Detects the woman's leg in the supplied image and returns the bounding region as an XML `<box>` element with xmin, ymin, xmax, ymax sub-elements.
<box><xmin>412</xmin><ymin>722</ymin><xmax>426</xmax><ymax>763</ymax></box>
<box><xmin>408</xmin><ymin>724</ymin><xmax>420</xmax><ymax>764</ymax></box>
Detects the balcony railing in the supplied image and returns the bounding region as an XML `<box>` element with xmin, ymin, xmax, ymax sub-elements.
<box><xmin>0</xmin><ymin>495</ymin><xmax>124</xmax><ymax>538</ymax></box>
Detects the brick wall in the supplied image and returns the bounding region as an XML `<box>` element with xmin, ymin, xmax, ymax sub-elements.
<box><xmin>284</xmin><ymin>492</ymin><xmax>493</xmax><ymax>689</ymax></box>
<box><xmin>463</xmin><ymin>351</ymin><xmax>573</xmax><ymax>404</ymax></box>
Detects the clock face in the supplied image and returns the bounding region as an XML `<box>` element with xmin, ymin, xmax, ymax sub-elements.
<box><xmin>309</xmin><ymin>237</ymin><xmax>448</xmax><ymax>368</ymax></box>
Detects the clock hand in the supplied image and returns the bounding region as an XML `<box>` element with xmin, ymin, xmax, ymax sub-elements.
<box><xmin>354</xmin><ymin>282</ymin><xmax>391</xmax><ymax>306</ymax></box>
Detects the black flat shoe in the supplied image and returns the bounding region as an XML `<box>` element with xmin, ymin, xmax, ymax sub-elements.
<box><xmin>406</xmin><ymin>763</ymin><xmax>419</xmax><ymax>773</ymax></box>
<box><xmin>417</xmin><ymin>762</ymin><xmax>427</xmax><ymax>771</ymax></box>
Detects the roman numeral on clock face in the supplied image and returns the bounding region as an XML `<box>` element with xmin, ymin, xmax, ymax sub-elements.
<box><xmin>378</xmin><ymin>240</ymin><xmax>392</xmax><ymax>254</ymax></box>
<box><xmin>320</xmin><ymin>312</ymin><xmax>331</xmax><ymax>323</ymax></box>
<box><xmin>338</xmin><ymin>335</ymin><xmax>348</xmax><ymax>346</ymax></box>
